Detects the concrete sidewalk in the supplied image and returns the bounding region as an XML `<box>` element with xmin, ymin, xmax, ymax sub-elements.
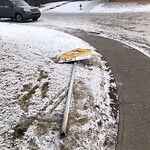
<box><xmin>70</xmin><ymin>31</ymin><xmax>150</xmax><ymax>150</ymax></box>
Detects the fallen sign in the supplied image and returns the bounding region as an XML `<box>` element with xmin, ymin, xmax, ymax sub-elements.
<box><xmin>59</xmin><ymin>48</ymin><xmax>92</xmax><ymax>138</ymax></box>
<box><xmin>59</xmin><ymin>48</ymin><xmax>93</xmax><ymax>63</ymax></box>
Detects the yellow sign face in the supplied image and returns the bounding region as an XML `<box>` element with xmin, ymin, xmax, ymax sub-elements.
<box><xmin>60</xmin><ymin>48</ymin><xmax>92</xmax><ymax>59</ymax></box>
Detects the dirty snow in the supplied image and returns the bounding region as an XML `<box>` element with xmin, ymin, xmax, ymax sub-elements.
<box><xmin>0</xmin><ymin>23</ymin><xmax>118</xmax><ymax>150</ymax></box>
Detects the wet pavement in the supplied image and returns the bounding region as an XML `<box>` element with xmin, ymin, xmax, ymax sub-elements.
<box><xmin>69</xmin><ymin>30</ymin><xmax>150</xmax><ymax>150</ymax></box>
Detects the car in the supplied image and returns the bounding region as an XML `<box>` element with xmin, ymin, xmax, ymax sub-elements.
<box><xmin>0</xmin><ymin>0</ymin><xmax>41</xmax><ymax>22</ymax></box>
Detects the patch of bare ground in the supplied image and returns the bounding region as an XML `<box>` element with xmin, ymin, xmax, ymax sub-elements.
<box><xmin>109</xmin><ymin>85</ymin><xmax>119</xmax><ymax>120</ymax></box>
<box><xmin>103</xmin><ymin>57</ymin><xmax>119</xmax><ymax>122</ymax></box>
<box><xmin>41</xmin><ymin>82</ymin><xmax>49</xmax><ymax>98</ymax></box>
<box><xmin>50</xmin><ymin>56</ymin><xmax>60</xmax><ymax>63</ymax></box>
<box><xmin>18</xmin><ymin>84</ymin><xmax>39</xmax><ymax>112</ymax></box>
<box><xmin>17</xmin><ymin>68</ymin><xmax>50</xmax><ymax>111</ymax></box>
<box><xmin>37</xmin><ymin>69</ymin><xmax>48</xmax><ymax>82</ymax></box>
<box><xmin>81</xmin><ymin>53</ymin><xmax>102</xmax><ymax>68</ymax></box>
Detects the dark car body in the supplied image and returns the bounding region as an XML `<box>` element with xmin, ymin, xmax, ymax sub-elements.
<box><xmin>0</xmin><ymin>0</ymin><xmax>41</xmax><ymax>22</ymax></box>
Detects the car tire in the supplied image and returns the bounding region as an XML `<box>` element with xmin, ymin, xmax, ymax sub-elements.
<box><xmin>32</xmin><ymin>18</ymin><xmax>38</xmax><ymax>21</ymax></box>
<box><xmin>15</xmin><ymin>14</ymin><xmax>23</xmax><ymax>22</ymax></box>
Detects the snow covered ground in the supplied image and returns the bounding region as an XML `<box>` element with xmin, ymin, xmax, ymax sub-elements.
<box><xmin>40</xmin><ymin>0</ymin><xmax>150</xmax><ymax>13</ymax></box>
<box><xmin>0</xmin><ymin>23</ymin><xmax>118</xmax><ymax>149</ymax></box>
<box><xmin>1</xmin><ymin>0</ymin><xmax>150</xmax><ymax>149</ymax></box>
<box><xmin>40</xmin><ymin>1</ymin><xmax>68</xmax><ymax>12</ymax></box>
<box><xmin>38</xmin><ymin>1</ymin><xmax>150</xmax><ymax>57</ymax></box>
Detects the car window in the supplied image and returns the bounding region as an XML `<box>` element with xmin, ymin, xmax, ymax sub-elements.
<box><xmin>0</xmin><ymin>0</ymin><xmax>5</xmax><ymax>6</ymax></box>
<box><xmin>9</xmin><ymin>0</ymin><xmax>29</xmax><ymax>7</ymax></box>
<box><xmin>4</xmin><ymin>0</ymin><xmax>13</xmax><ymax>7</ymax></box>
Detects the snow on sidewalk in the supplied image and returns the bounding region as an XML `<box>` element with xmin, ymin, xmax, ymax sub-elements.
<box><xmin>0</xmin><ymin>23</ymin><xmax>118</xmax><ymax>150</ymax></box>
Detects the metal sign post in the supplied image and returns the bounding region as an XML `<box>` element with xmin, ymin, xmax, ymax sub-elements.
<box><xmin>60</xmin><ymin>62</ymin><xmax>76</xmax><ymax>138</ymax></box>
<box><xmin>59</xmin><ymin>48</ymin><xmax>92</xmax><ymax>138</ymax></box>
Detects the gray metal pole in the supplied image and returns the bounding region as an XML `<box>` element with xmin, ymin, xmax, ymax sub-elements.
<box><xmin>60</xmin><ymin>62</ymin><xmax>77</xmax><ymax>138</ymax></box>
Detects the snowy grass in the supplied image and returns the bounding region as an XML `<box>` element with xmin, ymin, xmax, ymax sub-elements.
<box><xmin>0</xmin><ymin>23</ymin><xmax>118</xmax><ymax>150</ymax></box>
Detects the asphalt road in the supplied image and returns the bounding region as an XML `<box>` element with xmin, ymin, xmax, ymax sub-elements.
<box><xmin>69</xmin><ymin>30</ymin><xmax>150</xmax><ymax>150</ymax></box>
